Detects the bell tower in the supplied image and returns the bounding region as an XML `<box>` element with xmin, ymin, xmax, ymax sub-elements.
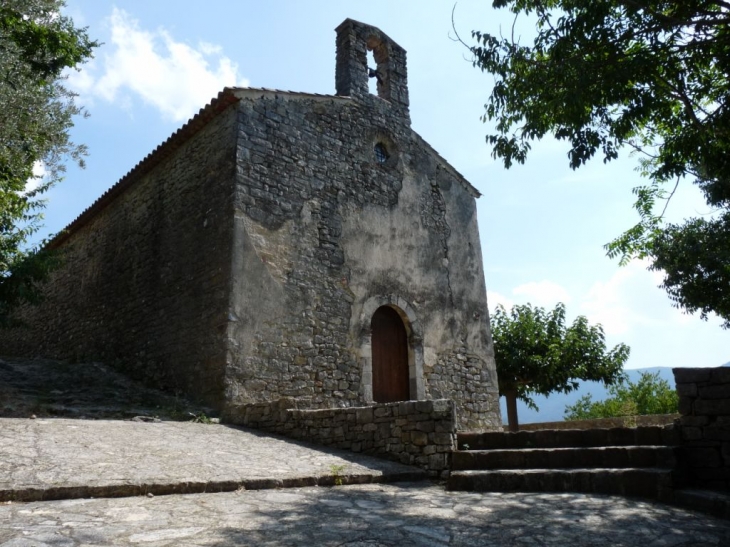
<box><xmin>335</xmin><ymin>19</ymin><xmax>410</xmax><ymax>123</ymax></box>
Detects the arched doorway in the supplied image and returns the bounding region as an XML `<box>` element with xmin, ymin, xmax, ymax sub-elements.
<box><xmin>371</xmin><ymin>305</ymin><xmax>410</xmax><ymax>403</ymax></box>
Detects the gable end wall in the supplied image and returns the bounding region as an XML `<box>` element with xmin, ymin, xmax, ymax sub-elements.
<box><xmin>224</xmin><ymin>93</ymin><xmax>500</xmax><ymax>430</ymax></box>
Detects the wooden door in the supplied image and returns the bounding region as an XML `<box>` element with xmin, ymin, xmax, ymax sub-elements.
<box><xmin>371</xmin><ymin>306</ymin><xmax>410</xmax><ymax>403</ymax></box>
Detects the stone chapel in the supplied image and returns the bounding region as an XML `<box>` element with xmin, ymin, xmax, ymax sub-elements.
<box><xmin>1</xmin><ymin>20</ymin><xmax>501</xmax><ymax>430</ymax></box>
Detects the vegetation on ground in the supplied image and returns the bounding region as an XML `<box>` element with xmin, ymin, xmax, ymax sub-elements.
<box><xmin>0</xmin><ymin>0</ymin><xmax>97</xmax><ymax>325</ymax></box>
<box><xmin>564</xmin><ymin>371</ymin><xmax>679</xmax><ymax>420</ymax></box>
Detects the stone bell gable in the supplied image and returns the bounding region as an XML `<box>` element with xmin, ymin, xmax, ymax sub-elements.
<box><xmin>0</xmin><ymin>20</ymin><xmax>502</xmax><ymax>431</ymax></box>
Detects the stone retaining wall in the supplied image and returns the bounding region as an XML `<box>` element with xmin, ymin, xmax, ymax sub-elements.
<box><xmin>223</xmin><ymin>399</ymin><xmax>456</xmax><ymax>477</ymax></box>
<box><xmin>674</xmin><ymin>367</ymin><xmax>730</xmax><ymax>491</ymax></box>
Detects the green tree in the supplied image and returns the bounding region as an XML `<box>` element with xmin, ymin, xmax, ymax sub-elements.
<box><xmin>565</xmin><ymin>371</ymin><xmax>679</xmax><ymax>420</ymax></box>
<box><xmin>491</xmin><ymin>302</ymin><xmax>629</xmax><ymax>431</ymax></box>
<box><xmin>468</xmin><ymin>1</ymin><xmax>730</xmax><ymax>327</ymax></box>
<box><xmin>0</xmin><ymin>0</ymin><xmax>97</xmax><ymax>324</ymax></box>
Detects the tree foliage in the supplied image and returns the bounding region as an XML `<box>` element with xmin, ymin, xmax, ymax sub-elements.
<box><xmin>564</xmin><ymin>371</ymin><xmax>679</xmax><ymax>420</ymax></box>
<box><xmin>469</xmin><ymin>1</ymin><xmax>730</xmax><ymax>327</ymax></box>
<box><xmin>491</xmin><ymin>302</ymin><xmax>629</xmax><ymax>430</ymax></box>
<box><xmin>0</xmin><ymin>0</ymin><xmax>97</xmax><ymax>324</ymax></box>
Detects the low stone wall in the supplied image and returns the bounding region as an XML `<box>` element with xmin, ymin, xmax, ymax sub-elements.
<box><xmin>674</xmin><ymin>367</ymin><xmax>730</xmax><ymax>491</ymax></box>
<box><xmin>513</xmin><ymin>414</ymin><xmax>679</xmax><ymax>431</ymax></box>
<box><xmin>223</xmin><ymin>398</ymin><xmax>456</xmax><ymax>477</ymax></box>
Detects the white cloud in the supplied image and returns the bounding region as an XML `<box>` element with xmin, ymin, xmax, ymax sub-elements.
<box><xmin>579</xmin><ymin>259</ymin><xmax>693</xmax><ymax>335</ymax></box>
<box><xmin>487</xmin><ymin>290</ymin><xmax>514</xmax><ymax>312</ymax></box>
<box><xmin>23</xmin><ymin>161</ymin><xmax>47</xmax><ymax>194</ymax></box>
<box><xmin>67</xmin><ymin>8</ymin><xmax>249</xmax><ymax>122</ymax></box>
<box><xmin>487</xmin><ymin>281</ymin><xmax>571</xmax><ymax>314</ymax></box>
<box><xmin>512</xmin><ymin>280</ymin><xmax>572</xmax><ymax>308</ymax></box>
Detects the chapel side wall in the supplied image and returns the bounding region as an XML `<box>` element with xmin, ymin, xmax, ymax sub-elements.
<box><xmin>1</xmin><ymin>106</ymin><xmax>238</xmax><ymax>406</ymax></box>
<box><xmin>224</xmin><ymin>93</ymin><xmax>501</xmax><ymax>430</ymax></box>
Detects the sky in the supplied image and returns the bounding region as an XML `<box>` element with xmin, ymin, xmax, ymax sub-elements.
<box><xmin>40</xmin><ymin>0</ymin><xmax>727</xmax><ymax>371</ymax></box>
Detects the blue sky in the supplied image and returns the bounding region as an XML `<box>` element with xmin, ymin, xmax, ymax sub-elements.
<box><xmin>45</xmin><ymin>0</ymin><xmax>727</xmax><ymax>370</ymax></box>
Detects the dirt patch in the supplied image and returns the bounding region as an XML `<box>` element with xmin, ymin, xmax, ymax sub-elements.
<box><xmin>0</xmin><ymin>357</ymin><xmax>215</xmax><ymax>421</ymax></box>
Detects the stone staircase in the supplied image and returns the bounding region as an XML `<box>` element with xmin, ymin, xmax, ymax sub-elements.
<box><xmin>448</xmin><ymin>426</ymin><xmax>680</xmax><ymax>501</ymax></box>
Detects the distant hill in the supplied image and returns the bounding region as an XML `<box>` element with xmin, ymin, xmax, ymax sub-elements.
<box><xmin>499</xmin><ymin>367</ymin><xmax>677</xmax><ymax>425</ymax></box>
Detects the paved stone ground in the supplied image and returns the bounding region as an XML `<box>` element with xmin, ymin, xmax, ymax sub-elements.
<box><xmin>0</xmin><ymin>418</ymin><xmax>423</xmax><ymax>502</ymax></box>
<box><xmin>2</xmin><ymin>482</ymin><xmax>730</xmax><ymax>546</ymax></box>
<box><xmin>2</xmin><ymin>358</ymin><xmax>729</xmax><ymax>545</ymax></box>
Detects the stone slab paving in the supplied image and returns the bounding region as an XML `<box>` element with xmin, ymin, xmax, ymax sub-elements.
<box><xmin>0</xmin><ymin>418</ymin><xmax>423</xmax><ymax>502</ymax></box>
<box><xmin>2</xmin><ymin>482</ymin><xmax>730</xmax><ymax>546</ymax></box>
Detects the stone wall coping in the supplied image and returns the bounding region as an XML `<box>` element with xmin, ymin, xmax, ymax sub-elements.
<box><xmin>509</xmin><ymin>414</ymin><xmax>679</xmax><ymax>432</ymax></box>
<box><xmin>223</xmin><ymin>398</ymin><xmax>457</xmax><ymax>476</ymax></box>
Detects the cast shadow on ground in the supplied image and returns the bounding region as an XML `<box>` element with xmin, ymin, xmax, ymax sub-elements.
<box><xmin>201</xmin><ymin>482</ymin><xmax>730</xmax><ymax>546</ymax></box>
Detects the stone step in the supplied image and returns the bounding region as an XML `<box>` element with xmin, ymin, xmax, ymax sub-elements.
<box><xmin>447</xmin><ymin>468</ymin><xmax>674</xmax><ymax>500</ymax></box>
<box><xmin>452</xmin><ymin>446</ymin><xmax>676</xmax><ymax>470</ymax></box>
<box><xmin>457</xmin><ymin>425</ymin><xmax>679</xmax><ymax>451</ymax></box>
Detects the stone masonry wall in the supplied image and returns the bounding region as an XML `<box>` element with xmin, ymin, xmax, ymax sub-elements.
<box><xmin>224</xmin><ymin>88</ymin><xmax>501</xmax><ymax>431</ymax></box>
<box><xmin>223</xmin><ymin>398</ymin><xmax>456</xmax><ymax>476</ymax></box>
<box><xmin>0</xmin><ymin>104</ymin><xmax>239</xmax><ymax>407</ymax></box>
<box><xmin>674</xmin><ymin>367</ymin><xmax>730</xmax><ymax>491</ymax></box>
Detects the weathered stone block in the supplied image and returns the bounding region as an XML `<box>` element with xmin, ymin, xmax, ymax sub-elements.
<box><xmin>699</xmin><ymin>384</ymin><xmax>730</xmax><ymax>400</ymax></box>
<box><xmin>682</xmin><ymin>427</ymin><xmax>704</xmax><ymax>441</ymax></box>
<box><xmin>695</xmin><ymin>399</ymin><xmax>730</xmax><ymax>416</ymax></box>
<box><xmin>398</xmin><ymin>402</ymin><xmax>413</xmax><ymax>416</ymax></box>
<box><xmin>428</xmin><ymin>453</ymin><xmax>447</xmax><ymax>470</ymax></box>
<box><xmin>678</xmin><ymin>396</ymin><xmax>694</xmax><ymax>416</ymax></box>
<box><xmin>431</xmin><ymin>399</ymin><xmax>453</xmax><ymax>414</ymax></box>
<box><xmin>705</xmin><ymin>425</ymin><xmax>730</xmax><ymax>442</ymax></box>
<box><xmin>711</xmin><ymin>369</ymin><xmax>730</xmax><ymax>384</ymax></box>
<box><xmin>415</xmin><ymin>400</ymin><xmax>433</xmax><ymax>413</ymax></box>
<box><xmin>687</xmin><ymin>447</ymin><xmax>723</xmax><ymax>468</ymax></box>
<box><xmin>356</xmin><ymin>407</ymin><xmax>373</xmax><ymax>424</ymax></box>
<box><xmin>676</xmin><ymin>383</ymin><xmax>698</xmax><ymax>398</ymax></box>
<box><xmin>434</xmin><ymin>421</ymin><xmax>453</xmax><ymax>433</ymax></box>
<box><xmin>373</xmin><ymin>406</ymin><xmax>391</xmax><ymax>418</ymax></box>
<box><xmin>680</xmin><ymin>416</ymin><xmax>711</xmax><ymax>427</ymax></box>
<box><xmin>674</xmin><ymin>368</ymin><xmax>712</xmax><ymax>384</ymax></box>
<box><xmin>431</xmin><ymin>432</ymin><xmax>455</xmax><ymax>446</ymax></box>
<box><xmin>410</xmin><ymin>431</ymin><xmax>428</xmax><ymax>446</ymax></box>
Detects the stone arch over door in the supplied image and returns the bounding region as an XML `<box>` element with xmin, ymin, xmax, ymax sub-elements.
<box><xmin>357</xmin><ymin>295</ymin><xmax>425</xmax><ymax>403</ymax></box>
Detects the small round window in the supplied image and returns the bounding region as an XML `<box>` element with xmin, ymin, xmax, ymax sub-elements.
<box><xmin>374</xmin><ymin>142</ymin><xmax>389</xmax><ymax>164</ymax></box>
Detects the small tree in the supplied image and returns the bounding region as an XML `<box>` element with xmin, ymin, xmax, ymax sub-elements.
<box><xmin>491</xmin><ymin>302</ymin><xmax>629</xmax><ymax>431</ymax></box>
<box><xmin>0</xmin><ymin>0</ymin><xmax>97</xmax><ymax>324</ymax></box>
<box><xmin>565</xmin><ymin>371</ymin><xmax>679</xmax><ymax>420</ymax></box>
